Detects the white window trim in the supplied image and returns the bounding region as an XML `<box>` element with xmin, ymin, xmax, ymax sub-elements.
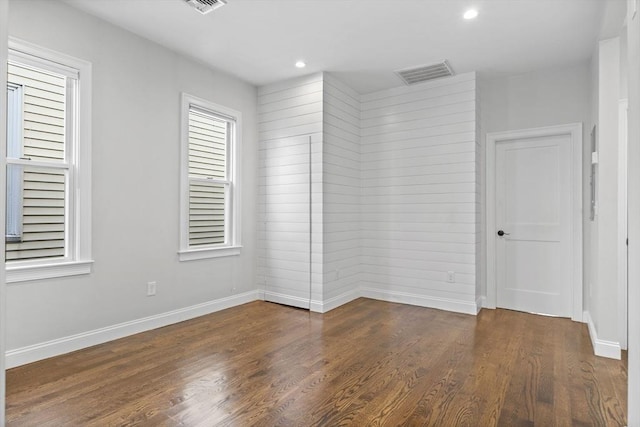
<box><xmin>7</xmin><ymin>260</ymin><xmax>94</xmax><ymax>284</ymax></box>
<box><xmin>6</xmin><ymin>38</ymin><xmax>93</xmax><ymax>283</ymax></box>
<box><xmin>179</xmin><ymin>93</ymin><xmax>242</xmax><ymax>262</ymax></box>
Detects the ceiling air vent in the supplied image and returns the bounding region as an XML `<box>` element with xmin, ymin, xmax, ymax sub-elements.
<box><xmin>183</xmin><ymin>0</ymin><xmax>227</xmax><ymax>15</ymax></box>
<box><xmin>396</xmin><ymin>61</ymin><xmax>454</xmax><ymax>86</ymax></box>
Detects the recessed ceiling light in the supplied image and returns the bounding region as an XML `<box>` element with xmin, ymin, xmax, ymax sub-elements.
<box><xmin>295</xmin><ymin>60</ymin><xmax>306</xmax><ymax>69</ymax></box>
<box><xmin>463</xmin><ymin>9</ymin><xmax>478</xmax><ymax>20</ymax></box>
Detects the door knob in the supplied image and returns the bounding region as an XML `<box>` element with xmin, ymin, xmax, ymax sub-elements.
<box><xmin>497</xmin><ymin>230</ymin><xmax>510</xmax><ymax>236</ymax></box>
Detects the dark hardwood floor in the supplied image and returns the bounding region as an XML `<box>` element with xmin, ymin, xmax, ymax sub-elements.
<box><xmin>6</xmin><ymin>298</ymin><xmax>627</xmax><ymax>426</ymax></box>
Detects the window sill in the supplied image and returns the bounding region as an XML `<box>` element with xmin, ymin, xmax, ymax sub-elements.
<box><xmin>6</xmin><ymin>260</ymin><xmax>94</xmax><ymax>284</ymax></box>
<box><xmin>178</xmin><ymin>245</ymin><xmax>242</xmax><ymax>262</ymax></box>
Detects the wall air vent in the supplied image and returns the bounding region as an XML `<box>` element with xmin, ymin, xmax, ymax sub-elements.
<box><xmin>396</xmin><ymin>61</ymin><xmax>454</xmax><ymax>85</ymax></box>
<box><xmin>183</xmin><ymin>0</ymin><xmax>227</xmax><ymax>15</ymax></box>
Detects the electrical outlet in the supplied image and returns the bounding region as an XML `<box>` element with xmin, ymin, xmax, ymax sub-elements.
<box><xmin>447</xmin><ymin>271</ymin><xmax>455</xmax><ymax>283</ymax></box>
<box><xmin>147</xmin><ymin>281</ymin><xmax>157</xmax><ymax>296</ymax></box>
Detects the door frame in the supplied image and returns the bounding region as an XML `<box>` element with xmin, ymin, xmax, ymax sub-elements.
<box><xmin>486</xmin><ymin>123</ymin><xmax>583</xmax><ymax>321</ymax></box>
<box><xmin>618</xmin><ymin>99</ymin><xmax>628</xmax><ymax>349</ymax></box>
<box><xmin>0</xmin><ymin>0</ymin><xmax>7</xmax><ymax>424</ymax></box>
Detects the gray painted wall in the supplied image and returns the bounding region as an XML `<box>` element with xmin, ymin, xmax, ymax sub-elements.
<box><xmin>6</xmin><ymin>0</ymin><xmax>258</xmax><ymax>352</ymax></box>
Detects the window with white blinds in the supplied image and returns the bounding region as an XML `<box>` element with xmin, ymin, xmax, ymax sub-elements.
<box><xmin>6</xmin><ymin>62</ymin><xmax>68</xmax><ymax>262</ymax></box>
<box><xmin>179</xmin><ymin>94</ymin><xmax>241</xmax><ymax>261</ymax></box>
<box><xmin>6</xmin><ymin>40</ymin><xmax>92</xmax><ymax>283</ymax></box>
<box><xmin>188</xmin><ymin>108</ymin><xmax>228</xmax><ymax>246</ymax></box>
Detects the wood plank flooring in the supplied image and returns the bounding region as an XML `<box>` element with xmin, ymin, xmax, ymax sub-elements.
<box><xmin>6</xmin><ymin>298</ymin><xmax>627</xmax><ymax>426</ymax></box>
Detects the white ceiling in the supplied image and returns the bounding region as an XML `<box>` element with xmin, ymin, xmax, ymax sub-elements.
<box><xmin>62</xmin><ymin>0</ymin><xmax>610</xmax><ymax>94</ymax></box>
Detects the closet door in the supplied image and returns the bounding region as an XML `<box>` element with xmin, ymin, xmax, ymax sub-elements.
<box><xmin>258</xmin><ymin>135</ymin><xmax>311</xmax><ymax>309</ymax></box>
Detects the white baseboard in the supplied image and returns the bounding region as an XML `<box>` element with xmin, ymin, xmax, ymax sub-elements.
<box><xmin>262</xmin><ymin>290</ymin><xmax>311</xmax><ymax>310</ymax></box>
<box><xmin>476</xmin><ymin>296</ymin><xmax>486</xmax><ymax>313</ymax></box>
<box><xmin>360</xmin><ymin>287</ymin><xmax>479</xmax><ymax>315</ymax></box>
<box><xmin>6</xmin><ymin>290</ymin><xmax>259</xmax><ymax>369</ymax></box>
<box><xmin>310</xmin><ymin>288</ymin><xmax>360</xmax><ymax>313</ymax></box>
<box><xmin>584</xmin><ymin>311</ymin><xmax>622</xmax><ymax>360</ymax></box>
<box><xmin>7</xmin><ymin>287</ymin><xmax>483</xmax><ymax>368</ymax></box>
<box><xmin>311</xmin><ymin>286</ymin><xmax>480</xmax><ymax>315</ymax></box>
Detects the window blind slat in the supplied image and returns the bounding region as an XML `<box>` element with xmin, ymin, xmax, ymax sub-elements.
<box><xmin>23</xmin><ymin>223</ymin><xmax>64</xmax><ymax>233</ymax></box>
<box><xmin>6</xmin><ymin>247</ymin><xmax>65</xmax><ymax>261</ymax></box>
<box><xmin>23</xmin><ymin>104</ymin><xmax>65</xmax><ymax>120</ymax></box>
<box><xmin>8</xmin><ymin>63</ymin><xmax>66</xmax><ymax>88</ymax></box>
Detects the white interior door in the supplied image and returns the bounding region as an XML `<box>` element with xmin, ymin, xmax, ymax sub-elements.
<box><xmin>258</xmin><ymin>135</ymin><xmax>311</xmax><ymax>309</ymax></box>
<box><xmin>495</xmin><ymin>134</ymin><xmax>572</xmax><ymax>317</ymax></box>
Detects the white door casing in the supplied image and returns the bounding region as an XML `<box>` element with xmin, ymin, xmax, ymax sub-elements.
<box><xmin>486</xmin><ymin>124</ymin><xmax>583</xmax><ymax>321</ymax></box>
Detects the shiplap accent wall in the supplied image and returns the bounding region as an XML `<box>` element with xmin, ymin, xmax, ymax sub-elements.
<box><xmin>321</xmin><ymin>73</ymin><xmax>361</xmax><ymax>308</ymax></box>
<box><xmin>257</xmin><ymin>73</ymin><xmax>324</xmax><ymax>307</ymax></box>
<box><xmin>359</xmin><ymin>72</ymin><xmax>480</xmax><ymax>314</ymax></box>
<box><xmin>258</xmin><ymin>72</ymin><xmax>480</xmax><ymax>315</ymax></box>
